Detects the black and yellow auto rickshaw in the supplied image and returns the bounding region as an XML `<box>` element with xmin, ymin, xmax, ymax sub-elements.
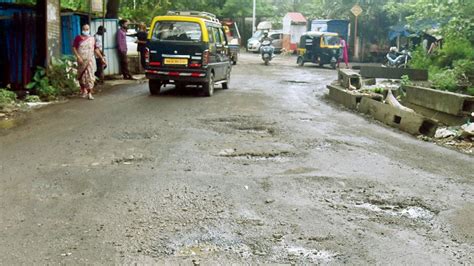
<box><xmin>296</xmin><ymin>32</ymin><xmax>341</xmax><ymax>69</ymax></box>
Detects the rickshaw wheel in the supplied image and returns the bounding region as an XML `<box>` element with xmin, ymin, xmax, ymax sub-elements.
<box><xmin>297</xmin><ymin>56</ymin><xmax>304</xmax><ymax>66</ymax></box>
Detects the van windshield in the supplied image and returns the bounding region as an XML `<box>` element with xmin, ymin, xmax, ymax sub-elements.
<box><xmin>152</xmin><ymin>21</ymin><xmax>202</xmax><ymax>42</ymax></box>
<box><xmin>323</xmin><ymin>36</ymin><xmax>340</xmax><ymax>46</ymax></box>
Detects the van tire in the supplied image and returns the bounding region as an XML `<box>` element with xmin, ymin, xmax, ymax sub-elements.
<box><xmin>222</xmin><ymin>71</ymin><xmax>230</xmax><ymax>90</ymax></box>
<box><xmin>203</xmin><ymin>73</ymin><xmax>215</xmax><ymax>97</ymax></box>
<box><xmin>149</xmin><ymin>80</ymin><xmax>161</xmax><ymax>95</ymax></box>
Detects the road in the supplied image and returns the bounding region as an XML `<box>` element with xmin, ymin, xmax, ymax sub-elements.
<box><xmin>0</xmin><ymin>53</ymin><xmax>472</xmax><ymax>264</ymax></box>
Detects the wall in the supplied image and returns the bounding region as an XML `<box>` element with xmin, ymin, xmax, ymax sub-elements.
<box><xmin>91</xmin><ymin>19</ymin><xmax>120</xmax><ymax>76</ymax></box>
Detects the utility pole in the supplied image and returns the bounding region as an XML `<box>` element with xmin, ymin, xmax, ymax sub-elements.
<box><xmin>252</xmin><ymin>0</ymin><xmax>256</xmax><ymax>34</ymax></box>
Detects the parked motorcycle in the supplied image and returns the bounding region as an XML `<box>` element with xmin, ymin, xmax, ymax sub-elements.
<box><xmin>383</xmin><ymin>47</ymin><xmax>411</xmax><ymax>68</ymax></box>
<box><xmin>260</xmin><ymin>39</ymin><xmax>274</xmax><ymax>65</ymax></box>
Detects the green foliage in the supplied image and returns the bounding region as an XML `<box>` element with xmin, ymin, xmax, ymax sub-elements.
<box><xmin>400</xmin><ymin>75</ymin><xmax>412</xmax><ymax>87</ymax></box>
<box><xmin>26</xmin><ymin>67</ymin><xmax>59</xmax><ymax>102</ymax></box>
<box><xmin>409</xmin><ymin>46</ymin><xmax>432</xmax><ymax>70</ymax></box>
<box><xmin>466</xmin><ymin>87</ymin><xmax>474</xmax><ymax>96</ymax></box>
<box><xmin>0</xmin><ymin>89</ymin><xmax>17</xmax><ymax>109</ymax></box>
<box><xmin>24</xmin><ymin>95</ymin><xmax>41</xmax><ymax>103</ymax></box>
<box><xmin>430</xmin><ymin>68</ymin><xmax>458</xmax><ymax>92</ymax></box>
<box><xmin>433</xmin><ymin>37</ymin><xmax>474</xmax><ymax>68</ymax></box>
<box><xmin>36</xmin><ymin>84</ymin><xmax>59</xmax><ymax>102</ymax></box>
<box><xmin>49</xmin><ymin>56</ymin><xmax>80</xmax><ymax>97</ymax></box>
<box><xmin>385</xmin><ymin>0</ymin><xmax>474</xmax><ymax>42</ymax></box>
<box><xmin>26</xmin><ymin>57</ymin><xmax>79</xmax><ymax>101</ymax></box>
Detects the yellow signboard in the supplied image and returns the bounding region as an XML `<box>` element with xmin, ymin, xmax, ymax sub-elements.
<box><xmin>92</xmin><ymin>0</ymin><xmax>103</xmax><ymax>13</ymax></box>
<box><xmin>351</xmin><ymin>4</ymin><xmax>363</xmax><ymax>17</ymax></box>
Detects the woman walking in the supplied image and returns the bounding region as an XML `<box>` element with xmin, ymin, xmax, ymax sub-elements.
<box><xmin>338</xmin><ymin>36</ymin><xmax>349</xmax><ymax>68</ymax></box>
<box><xmin>73</xmin><ymin>24</ymin><xmax>106</xmax><ymax>100</ymax></box>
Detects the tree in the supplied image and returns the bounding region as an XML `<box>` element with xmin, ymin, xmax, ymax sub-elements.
<box><xmin>106</xmin><ymin>0</ymin><xmax>120</xmax><ymax>18</ymax></box>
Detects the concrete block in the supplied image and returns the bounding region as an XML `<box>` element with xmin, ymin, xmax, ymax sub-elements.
<box><xmin>338</xmin><ymin>69</ymin><xmax>362</xmax><ymax>89</ymax></box>
<box><xmin>128</xmin><ymin>55</ymin><xmax>144</xmax><ymax>74</ymax></box>
<box><xmin>360</xmin><ymin>66</ymin><xmax>428</xmax><ymax>81</ymax></box>
<box><xmin>403</xmin><ymin>102</ymin><xmax>468</xmax><ymax>126</ymax></box>
<box><xmin>359</xmin><ymin>97</ymin><xmax>438</xmax><ymax>137</ymax></box>
<box><xmin>327</xmin><ymin>84</ymin><xmax>363</xmax><ymax>110</ymax></box>
<box><xmin>404</xmin><ymin>85</ymin><xmax>474</xmax><ymax>116</ymax></box>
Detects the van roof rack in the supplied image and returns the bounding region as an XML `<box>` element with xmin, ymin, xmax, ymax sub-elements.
<box><xmin>167</xmin><ymin>11</ymin><xmax>220</xmax><ymax>23</ymax></box>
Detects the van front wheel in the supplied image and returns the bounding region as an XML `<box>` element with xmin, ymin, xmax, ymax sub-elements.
<box><xmin>203</xmin><ymin>73</ymin><xmax>215</xmax><ymax>97</ymax></box>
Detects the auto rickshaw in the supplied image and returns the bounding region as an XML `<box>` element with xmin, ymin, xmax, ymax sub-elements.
<box><xmin>296</xmin><ymin>32</ymin><xmax>341</xmax><ymax>69</ymax></box>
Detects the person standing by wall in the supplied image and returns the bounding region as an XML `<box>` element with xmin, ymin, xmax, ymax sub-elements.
<box><xmin>136</xmin><ymin>23</ymin><xmax>148</xmax><ymax>70</ymax></box>
<box><xmin>117</xmin><ymin>19</ymin><xmax>135</xmax><ymax>80</ymax></box>
<box><xmin>338</xmin><ymin>36</ymin><xmax>349</xmax><ymax>68</ymax></box>
<box><xmin>72</xmin><ymin>24</ymin><xmax>106</xmax><ymax>100</ymax></box>
<box><xmin>94</xmin><ymin>26</ymin><xmax>107</xmax><ymax>84</ymax></box>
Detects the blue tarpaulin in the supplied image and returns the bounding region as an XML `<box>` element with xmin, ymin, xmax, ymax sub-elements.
<box><xmin>61</xmin><ymin>14</ymin><xmax>81</xmax><ymax>55</ymax></box>
<box><xmin>0</xmin><ymin>6</ymin><xmax>38</xmax><ymax>89</ymax></box>
<box><xmin>388</xmin><ymin>25</ymin><xmax>411</xmax><ymax>40</ymax></box>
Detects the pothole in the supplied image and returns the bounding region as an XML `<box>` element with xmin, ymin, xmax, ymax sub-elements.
<box><xmin>219</xmin><ymin>149</ymin><xmax>293</xmax><ymax>161</ymax></box>
<box><xmin>283</xmin><ymin>80</ymin><xmax>310</xmax><ymax>84</ymax></box>
<box><xmin>235</xmin><ymin>126</ymin><xmax>275</xmax><ymax>136</ymax></box>
<box><xmin>273</xmin><ymin>246</ymin><xmax>338</xmax><ymax>263</ymax></box>
<box><xmin>201</xmin><ymin>116</ymin><xmax>278</xmax><ymax>137</ymax></box>
<box><xmin>112</xmin><ymin>131</ymin><xmax>160</xmax><ymax>140</ymax></box>
<box><xmin>354</xmin><ymin>202</ymin><xmax>435</xmax><ymax>221</ymax></box>
<box><xmin>112</xmin><ymin>154</ymin><xmax>152</xmax><ymax>165</ymax></box>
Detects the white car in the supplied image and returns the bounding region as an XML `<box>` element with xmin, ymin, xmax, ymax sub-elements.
<box><xmin>247</xmin><ymin>30</ymin><xmax>263</xmax><ymax>52</ymax></box>
<box><xmin>126</xmin><ymin>29</ymin><xmax>139</xmax><ymax>55</ymax></box>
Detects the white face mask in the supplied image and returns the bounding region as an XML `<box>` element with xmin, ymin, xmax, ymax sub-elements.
<box><xmin>82</xmin><ymin>30</ymin><xmax>90</xmax><ymax>36</ymax></box>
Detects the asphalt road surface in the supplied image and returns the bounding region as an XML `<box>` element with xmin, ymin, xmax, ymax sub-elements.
<box><xmin>0</xmin><ymin>53</ymin><xmax>472</xmax><ymax>264</ymax></box>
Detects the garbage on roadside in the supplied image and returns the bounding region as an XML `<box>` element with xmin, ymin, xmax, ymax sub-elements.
<box><xmin>434</xmin><ymin>128</ymin><xmax>458</xmax><ymax>139</ymax></box>
<box><xmin>461</xmin><ymin>123</ymin><xmax>474</xmax><ymax>139</ymax></box>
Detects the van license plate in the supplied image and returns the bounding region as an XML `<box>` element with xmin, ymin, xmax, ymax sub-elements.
<box><xmin>164</xmin><ymin>58</ymin><xmax>188</xmax><ymax>65</ymax></box>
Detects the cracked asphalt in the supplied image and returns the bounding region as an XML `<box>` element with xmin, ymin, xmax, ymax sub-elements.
<box><xmin>0</xmin><ymin>53</ymin><xmax>472</xmax><ymax>264</ymax></box>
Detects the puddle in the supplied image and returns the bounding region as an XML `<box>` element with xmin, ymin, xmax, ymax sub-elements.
<box><xmin>284</xmin><ymin>246</ymin><xmax>337</xmax><ymax>263</ymax></box>
<box><xmin>355</xmin><ymin>202</ymin><xmax>435</xmax><ymax>221</ymax></box>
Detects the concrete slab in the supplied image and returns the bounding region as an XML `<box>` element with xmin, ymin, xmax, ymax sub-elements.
<box><xmin>338</xmin><ymin>69</ymin><xmax>362</xmax><ymax>89</ymax></box>
<box><xmin>403</xmin><ymin>102</ymin><xmax>468</xmax><ymax>126</ymax></box>
<box><xmin>327</xmin><ymin>84</ymin><xmax>363</xmax><ymax>110</ymax></box>
<box><xmin>360</xmin><ymin>66</ymin><xmax>428</xmax><ymax>81</ymax></box>
<box><xmin>404</xmin><ymin>85</ymin><xmax>474</xmax><ymax>116</ymax></box>
<box><xmin>359</xmin><ymin>97</ymin><xmax>438</xmax><ymax>137</ymax></box>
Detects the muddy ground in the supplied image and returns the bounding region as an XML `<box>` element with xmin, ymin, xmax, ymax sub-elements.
<box><xmin>0</xmin><ymin>53</ymin><xmax>472</xmax><ymax>264</ymax></box>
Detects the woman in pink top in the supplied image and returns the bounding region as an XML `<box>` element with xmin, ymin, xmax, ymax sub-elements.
<box><xmin>338</xmin><ymin>36</ymin><xmax>349</xmax><ymax>68</ymax></box>
<box><xmin>72</xmin><ymin>24</ymin><xmax>106</xmax><ymax>100</ymax></box>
